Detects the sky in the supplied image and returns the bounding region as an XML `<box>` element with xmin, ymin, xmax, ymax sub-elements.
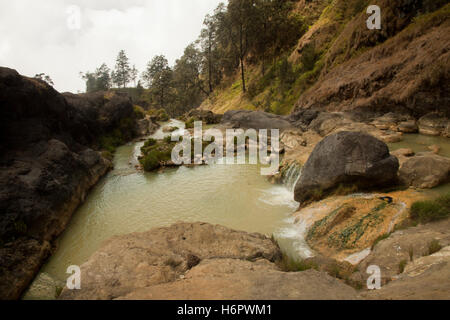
<box><xmin>0</xmin><ymin>0</ymin><xmax>223</xmax><ymax>93</ymax></box>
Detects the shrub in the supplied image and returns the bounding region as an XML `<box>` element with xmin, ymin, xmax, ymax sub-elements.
<box><xmin>144</xmin><ymin>138</ymin><xmax>157</xmax><ymax>148</ymax></box>
<box><xmin>427</xmin><ymin>239</ymin><xmax>442</xmax><ymax>256</ymax></box>
<box><xmin>133</xmin><ymin>105</ymin><xmax>145</xmax><ymax>119</ymax></box>
<box><xmin>410</xmin><ymin>193</ymin><xmax>450</xmax><ymax>224</ymax></box>
<box><xmin>142</xmin><ymin>153</ymin><xmax>160</xmax><ymax>171</ymax></box>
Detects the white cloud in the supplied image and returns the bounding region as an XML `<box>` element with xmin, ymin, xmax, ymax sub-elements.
<box><xmin>0</xmin><ymin>0</ymin><xmax>223</xmax><ymax>93</ymax></box>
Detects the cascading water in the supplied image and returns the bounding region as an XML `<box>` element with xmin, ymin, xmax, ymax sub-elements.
<box><xmin>283</xmin><ymin>162</ymin><xmax>302</xmax><ymax>192</ymax></box>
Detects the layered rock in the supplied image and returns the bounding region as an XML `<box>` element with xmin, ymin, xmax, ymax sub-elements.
<box><xmin>60</xmin><ymin>222</ymin><xmax>358</xmax><ymax>300</ymax></box>
<box><xmin>0</xmin><ymin>67</ymin><xmax>138</xmax><ymax>299</ymax></box>
<box><xmin>294</xmin><ymin>131</ymin><xmax>399</xmax><ymax>204</ymax></box>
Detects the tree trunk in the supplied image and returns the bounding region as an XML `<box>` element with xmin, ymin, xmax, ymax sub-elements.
<box><xmin>239</xmin><ymin>23</ymin><xmax>246</xmax><ymax>93</ymax></box>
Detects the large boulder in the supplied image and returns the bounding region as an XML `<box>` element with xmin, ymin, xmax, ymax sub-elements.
<box><xmin>59</xmin><ymin>222</ymin><xmax>358</xmax><ymax>300</ymax></box>
<box><xmin>418</xmin><ymin>113</ymin><xmax>450</xmax><ymax>136</ymax></box>
<box><xmin>222</xmin><ymin>110</ymin><xmax>292</xmax><ymax>130</ymax></box>
<box><xmin>294</xmin><ymin>131</ymin><xmax>399</xmax><ymax>204</ymax></box>
<box><xmin>399</xmin><ymin>154</ymin><xmax>450</xmax><ymax>189</ymax></box>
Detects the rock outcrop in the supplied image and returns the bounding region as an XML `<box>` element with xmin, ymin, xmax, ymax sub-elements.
<box><xmin>418</xmin><ymin>112</ymin><xmax>450</xmax><ymax>136</ymax></box>
<box><xmin>399</xmin><ymin>154</ymin><xmax>450</xmax><ymax>189</ymax></box>
<box><xmin>294</xmin><ymin>131</ymin><xmax>399</xmax><ymax>204</ymax></box>
<box><xmin>0</xmin><ymin>67</ymin><xmax>138</xmax><ymax>300</ymax></box>
<box><xmin>60</xmin><ymin>222</ymin><xmax>358</xmax><ymax>300</ymax></box>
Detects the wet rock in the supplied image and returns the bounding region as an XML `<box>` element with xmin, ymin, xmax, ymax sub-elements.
<box><xmin>428</xmin><ymin>144</ymin><xmax>441</xmax><ymax>155</ymax></box>
<box><xmin>418</xmin><ymin>113</ymin><xmax>449</xmax><ymax>136</ymax></box>
<box><xmin>399</xmin><ymin>154</ymin><xmax>450</xmax><ymax>189</ymax></box>
<box><xmin>294</xmin><ymin>131</ymin><xmax>399</xmax><ymax>204</ymax></box>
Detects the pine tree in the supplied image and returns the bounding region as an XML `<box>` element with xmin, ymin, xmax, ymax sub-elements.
<box><xmin>112</xmin><ymin>50</ymin><xmax>131</xmax><ymax>88</ymax></box>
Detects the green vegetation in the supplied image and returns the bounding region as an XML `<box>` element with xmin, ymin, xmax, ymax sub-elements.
<box><xmin>99</xmin><ymin>118</ymin><xmax>135</xmax><ymax>154</ymax></box>
<box><xmin>140</xmin><ymin>137</ymin><xmax>176</xmax><ymax>172</ymax></box>
<box><xmin>277</xmin><ymin>254</ymin><xmax>318</xmax><ymax>273</ymax></box>
<box><xmin>133</xmin><ymin>105</ymin><xmax>145</xmax><ymax>119</ymax></box>
<box><xmin>410</xmin><ymin>193</ymin><xmax>450</xmax><ymax>224</ymax></box>
<box><xmin>427</xmin><ymin>239</ymin><xmax>443</xmax><ymax>256</ymax></box>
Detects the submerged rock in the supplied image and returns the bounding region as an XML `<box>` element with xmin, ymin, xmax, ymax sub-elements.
<box><xmin>294</xmin><ymin>131</ymin><xmax>399</xmax><ymax>204</ymax></box>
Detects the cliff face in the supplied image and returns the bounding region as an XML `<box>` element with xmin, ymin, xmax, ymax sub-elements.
<box><xmin>0</xmin><ymin>67</ymin><xmax>138</xmax><ymax>300</ymax></box>
<box><xmin>293</xmin><ymin>1</ymin><xmax>450</xmax><ymax>118</ymax></box>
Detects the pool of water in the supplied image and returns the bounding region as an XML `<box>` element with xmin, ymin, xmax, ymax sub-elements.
<box><xmin>41</xmin><ymin>120</ymin><xmax>301</xmax><ymax>281</ymax></box>
<box><xmin>388</xmin><ymin>134</ymin><xmax>450</xmax><ymax>158</ymax></box>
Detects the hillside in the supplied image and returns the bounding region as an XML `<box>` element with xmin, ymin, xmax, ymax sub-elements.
<box><xmin>200</xmin><ymin>0</ymin><xmax>450</xmax><ymax>117</ymax></box>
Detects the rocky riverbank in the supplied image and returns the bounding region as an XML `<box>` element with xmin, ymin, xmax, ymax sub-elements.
<box><xmin>0</xmin><ymin>67</ymin><xmax>156</xmax><ymax>300</ymax></box>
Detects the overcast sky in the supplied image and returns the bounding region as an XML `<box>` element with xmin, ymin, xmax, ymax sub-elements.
<box><xmin>0</xmin><ymin>0</ymin><xmax>223</xmax><ymax>93</ymax></box>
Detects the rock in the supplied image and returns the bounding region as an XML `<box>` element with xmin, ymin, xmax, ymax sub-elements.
<box><xmin>0</xmin><ymin>67</ymin><xmax>137</xmax><ymax>300</ymax></box>
<box><xmin>428</xmin><ymin>144</ymin><xmax>441</xmax><ymax>154</ymax></box>
<box><xmin>117</xmin><ymin>260</ymin><xmax>358</xmax><ymax>300</ymax></box>
<box><xmin>399</xmin><ymin>154</ymin><xmax>450</xmax><ymax>189</ymax></box>
<box><xmin>22</xmin><ymin>273</ymin><xmax>63</xmax><ymax>300</ymax></box>
<box><xmin>418</xmin><ymin>113</ymin><xmax>449</xmax><ymax>136</ymax></box>
<box><xmin>372</xmin><ymin>113</ymin><xmax>402</xmax><ymax>131</ymax></box>
<box><xmin>366</xmin><ymin>246</ymin><xmax>450</xmax><ymax>300</ymax></box>
<box><xmin>294</xmin><ymin>131</ymin><xmax>399</xmax><ymax>204</ymax></box>
<box><xmin>59</xmin><ymin>222</ymin><xmax>358</xmax><ymax>300</ymax></box>
<box><xmin>295</xmin><ymin>192</ymin><xmax>415</xmax><ymax>262</ymax></box>
<box><xmin>221</xmin><ymin>110</ymin><xmax>292</xmax><ymax>130</ymax></box>
<box><xmin>356</xmin><ymin>218</ymin><xmax>450</xmax><ymax>286</ymax></box>
<box><xmin>398</xmin><ymin>120</ymin><xmax>418</xmax><ymax>133</ymax></box>
<box><xmin>59</xmin><ymin>222</ymin><xmax>281</xmax><ymax>300</ymax></box>
<box><xmin>392</xmin><ymin>148</ymin><xmax>415</xmax><ymax>166</ymax></box>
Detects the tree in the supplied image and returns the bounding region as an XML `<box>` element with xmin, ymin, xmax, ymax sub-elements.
<box><xmin>80</xmin><ymin>63</ymin><xmax>111</xmax><ymax>93</ymax></box>
<box><xmin>34</xmin><ymin>73</ymin><xmax>54</xmax><ymax>86</ymax></box>
<box><xmin>130</xmin><ymin>65</ymin><xmax>139</xmax><ymax>87</ymax></box>
<box><xmin>112</xmin><ymin>50</ymin><xmax>131</xmax><ymax>88</ymax></box>
<box><xmin>142</xmin><ymin>55</ymin><xmax>173</xmax><ymax>109</ymax></box>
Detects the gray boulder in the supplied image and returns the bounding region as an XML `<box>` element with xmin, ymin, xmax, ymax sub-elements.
<box><xmin>294</xmin><ymin>131</ymin><xmax>399</xmax><ymax>204</ymax></box>
<box><xmin>222</xmin><ymin>110</ymin><xmax>292</xmax><ymax>130</ymax></box>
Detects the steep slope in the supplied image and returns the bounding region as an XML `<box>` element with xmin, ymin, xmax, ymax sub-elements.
<box><xmin>293</xmin><ymin>2</ymin><xmax>450</xmax><ymax>118</ymax></box>
<box><xmin>200</xmin><ymin>0</ymin><xmax>449</xmax><ymax>118</ymax></box>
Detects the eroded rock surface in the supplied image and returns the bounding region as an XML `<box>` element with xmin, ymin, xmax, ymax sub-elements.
<box><xmin>59</xmin><ymin>222</ymin><xmax>359</xmax><ymax>300</ymax></box>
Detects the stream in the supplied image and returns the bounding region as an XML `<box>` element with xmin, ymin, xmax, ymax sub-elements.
<box><xmin>40</xmin><ymin>123</ymin><xmax>450</xmax><ymax>282</ymax></box>
<box><xmin>41</xmin><ymin>120</ymin><xmax>303</xmax><ymax>281</ymax></box>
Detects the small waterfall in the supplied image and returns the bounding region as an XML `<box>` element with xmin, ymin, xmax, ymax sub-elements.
<box><xmin>283</xmin><ymin>162</ymin><xmax>302</xmax><ymax>192</ymax></box>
